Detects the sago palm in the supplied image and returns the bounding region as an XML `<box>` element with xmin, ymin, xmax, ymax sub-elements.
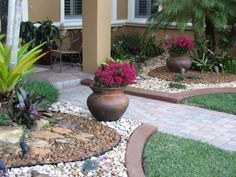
<box><xmin>0</xmin><ymin>35</ymin><xmax>46</xmax><ymax>99</ymax></box>
<box><xmin>147</xmin><ymin>0</ymin><xmax>236</xmax><ymax>51</ymax></box>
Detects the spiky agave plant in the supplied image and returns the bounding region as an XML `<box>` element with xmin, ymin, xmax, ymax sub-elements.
<box><xmin>0</xmin><ymin>34</ymin><xmax>46</xmax><ymax>99</ymax></box>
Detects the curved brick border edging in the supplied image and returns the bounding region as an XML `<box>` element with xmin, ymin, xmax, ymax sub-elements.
<box><xmin>125</xmin><ymin>124</ymin><xmax>158</xmax><ymax>177</ymax></box>
<box><xmin>81</xmin><ymin>78</ymin><xmax>236</xmax><ymax>103</ymax></box>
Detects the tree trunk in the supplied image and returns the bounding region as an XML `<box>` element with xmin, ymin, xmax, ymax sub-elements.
<box><xmin>6</xmin><ymin>0</ymin><xmax>15</xmax><ymax>46</ymax></box>
<box><xmin>10</xmin><ymin>0</ymin><xmax>23</xmax><ymax>69</ymax></box>
<box><xmin>205</xmin><ymin>17</ymin><xmax>216</xmax><ymax>52</ymax></box>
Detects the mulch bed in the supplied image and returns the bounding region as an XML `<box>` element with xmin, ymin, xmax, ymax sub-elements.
<box><xmin>3</xmin><ymin>113</ymin><xmax>120</xmax><ymax>168</ymax></box>
<box><xmin>149</xmin><ymin>66</ymin><xmax>236</xmax><ymax>84</ymax></box>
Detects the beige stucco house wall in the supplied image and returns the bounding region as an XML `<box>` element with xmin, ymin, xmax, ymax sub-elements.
<box><xmin>28</xmin><ymin>0</ymin><xmax>60</xmax><ymax>22</ymax></box>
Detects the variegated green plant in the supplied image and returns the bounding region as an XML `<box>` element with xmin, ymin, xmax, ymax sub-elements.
<box><xmin>0</xmin><ymin>35</ymin><xmax>46</xmax><ymax>98</ymax></box>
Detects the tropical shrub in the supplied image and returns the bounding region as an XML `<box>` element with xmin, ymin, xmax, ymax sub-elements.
<box><xmin>7</xmin><ymin>88</ymin><xmax>44</xmax><ymax>129</ymax></box>
<box><xmin>214</xmin><ymin>51</ymin><xmax>236</xmax><ymax>73</ymax></box>
<box><xmin>35</xmin><ymin>20</ymin><xmax>59</xmax><ymax>48</ymax></box>
<box><xmin>111</xmin><ymin>39</ymin><xmax>131</xmax><ymax>60</ymax></box>
<box><xmin>111</xmin><ymin>32</ymin><xmax>163</xmax><ymax>62</ymax></box>
<box><xmin>94</xmin><ymin>59</ymin><xmax>136</xmax><ymax>88</ymax></box>
<box><xmin>0</xmin><ymin>36</ymin><xmax>46</xmax><ymax>99</ymax></box>
<box><xmin>167</xmin><ymin>35</ymin><xmax>194</xmax><ymax>55</ymax></box>
<box><xmin>192</xmin><ymin>40</ymin><xmax>236</xmax><ymax>73</ymax></box>
<box><xmin>20</xmin><ymin>21</ymin><xmax>37</xmax><ymax>45</ymax></box>
<box><xmin>111</xmin><ymin>33</ymin><xmax>143</xmax><ymax>59</ymax></box>
<box><xmin>140</xmin><ymin>37</ymin><xmax>164</xmax><ymax>58</ymax></box>
<box><xmin>19</xmin><ymin>79</ymin><xmax>59</xmax><ymax>108</ymax></box>
<box><xmin>148</xmin><ymin>0</ymin><xmax>236</xmax><ymax>51</ymax></box>
<box><xmin>20</xmin><ymin>20</ymin><xmax>59</xmax><ymax>50</ymax></box>
<box><xmin>192</xmin><ymin>39</ymin><xmax>214</xmax><ymax>72</ymax></box>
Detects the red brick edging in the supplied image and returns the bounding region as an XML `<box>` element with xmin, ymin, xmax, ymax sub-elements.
<box><xmin>81</xmin><ymin>78</ymin><xmax>236</xmax><ymax>103</ymax></box>
<box><xmin>125</xmin><ymin>124</ymin><xmax>158</xmax><ymax>177</ymax></box>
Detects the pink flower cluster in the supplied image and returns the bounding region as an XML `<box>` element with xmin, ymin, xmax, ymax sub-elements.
<box><xmin>94</xmin><ymin>60</ymin><xmax>136</xmax><ymax>88</ymax></box>
<box><xmin>168</xmin><ymin>35</ymin><xmax>194</xmax><ymax>55</ymax></box>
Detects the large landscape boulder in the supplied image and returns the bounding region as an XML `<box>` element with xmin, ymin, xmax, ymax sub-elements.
<box><xmin>0</xmin><ymin>126</ymin><xmax>23</xmax><ymax>157</ymax></box>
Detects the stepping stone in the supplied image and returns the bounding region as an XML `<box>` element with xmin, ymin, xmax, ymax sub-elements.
<box><xmin>31</xmin><ymin>131</ymin><xmax>63</xmax><ymax>140</ymax></box>
<box><xmin>70</xmin><ymin>132</ymin><xmax>96</xmax><ymax>143</ymax></box>
<box><xmin>51</xmin><ymin>127</ymin><xmax>72</xmax><ymax>135</ymax></box>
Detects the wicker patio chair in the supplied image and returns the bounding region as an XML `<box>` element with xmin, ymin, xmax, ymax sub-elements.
<box><xmin>50</xmin><ymin>35</ymin><xmax>82</xmax><ymax>73</ymax></box>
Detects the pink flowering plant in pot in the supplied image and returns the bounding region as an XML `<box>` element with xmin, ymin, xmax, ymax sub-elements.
<box><xmin>94</xmin><ymin>58</ymin><xmax>136</xmax><ymax>88</ymax></box>
<box><xmin>87</xmin><ymin>58</ymin><xmax>136</xmax><ymax>122</ymax></box>
<box><xmin>168</xmin><ymin>35</ymin><xmax>195</xmax><ymax>56</ymax></box>
<box><xmin>167</xmin><ymin>35</ymin><xmax>195</xmax><ymax>73</ymax></box>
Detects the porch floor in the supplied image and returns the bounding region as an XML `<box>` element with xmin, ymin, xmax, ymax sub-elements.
<box><xmin>28</xmin><ymin>63</ymin><xmax>92</xmax><ymax>88</ymax></box>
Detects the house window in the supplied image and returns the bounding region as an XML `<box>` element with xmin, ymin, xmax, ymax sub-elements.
<box><xmin>135</xmin><ymin>0</ymin><xmax>158</xmax><ymax>18</ymax></box>
<box><xmin>65</xmin><ymin>0</ymin><xmax>82</xmax><ymax>19</ymax></box>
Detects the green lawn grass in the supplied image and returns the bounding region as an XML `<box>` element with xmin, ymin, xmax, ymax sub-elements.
<box><xmin>182</xmin><ymin>93</ymin><xmax>236</xmax><ymax>114</ymax></box>
<box><xmin>143</xmin><ymin>132</ymin><xmax>236</xmax><ymax>177</ymax></box>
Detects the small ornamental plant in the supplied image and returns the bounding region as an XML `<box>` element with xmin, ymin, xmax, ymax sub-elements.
<box><xmin>94</xmin><ymin>58</ymin><xmax>136</xmax><ymax>88</ymax></box>
<box><xmin>168</xmin><ymin>35</ymin><xmax>194</xmax><ymax>56</ymax></box>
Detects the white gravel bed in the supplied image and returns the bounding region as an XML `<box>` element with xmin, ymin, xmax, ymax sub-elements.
<box><xmin>7</xmin><ymin>101</ymin><xmax>141</xmax><ymax>177</ymax></box>
<box><xmin>131</xmin><ymin>55</ymin><xmax>236</xmax><ymax>93</ymax></box>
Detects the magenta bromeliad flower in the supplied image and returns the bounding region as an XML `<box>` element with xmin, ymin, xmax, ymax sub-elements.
<box><xmin>168</xmin><ymin>35</ymin><xmax>194</xmax><ymax>56</ymax></box>
<box><xmin>94</xmin><ymin>59</ymin><xmax>136</xmax><ymax>88</ymax></box>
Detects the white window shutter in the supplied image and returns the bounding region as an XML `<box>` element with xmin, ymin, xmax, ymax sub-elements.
<box><xmin>135</xmin><ymin>0</ymin><xmax>158</xmax><ymax>18</ymax></box>
<box><xmin>65</xmin><ymin>0</ymin><xmax>82</xmax><ymax>19</ymax></box>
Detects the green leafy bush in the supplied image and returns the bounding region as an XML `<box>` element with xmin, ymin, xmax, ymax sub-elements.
<box><xmin>192</xmin><ymin>40</ymin><xmax>236</xmax><ymax>73</ymax></box>
<box><xmin>214</xmin><ymin>51</ymin><xmax>236</xmax><ymax>73</ymax></box>
<box><xmin>140</xmin><ymin>37</ymin><xmax>163</xmax><ymax>58</ymax></box>
<box><xmin>19</xmin><ymin>79</ymin><xmax>59</xmax><ymax>108</ymax></box>
<box><xmin>111</xmin><ymin>32</ymin><xmax>163</xmax><ymax>62</ymax></box>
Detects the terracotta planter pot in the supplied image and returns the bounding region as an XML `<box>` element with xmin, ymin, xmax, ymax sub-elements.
<box><xmin>87</xmin><ymin>85</ymin><xmax>129</xmax><ymax>121</ymax></box>
<box><xmin>166</xmin><ymin>54</ymin><xmax>192</xmax><ymax>73</ymax></box>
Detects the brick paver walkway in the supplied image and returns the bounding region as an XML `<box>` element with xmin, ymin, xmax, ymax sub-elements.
<box><xmin>60</xmin><ymin>85</ymin><xmax>236</xmax><ymax>151</ymax></box>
